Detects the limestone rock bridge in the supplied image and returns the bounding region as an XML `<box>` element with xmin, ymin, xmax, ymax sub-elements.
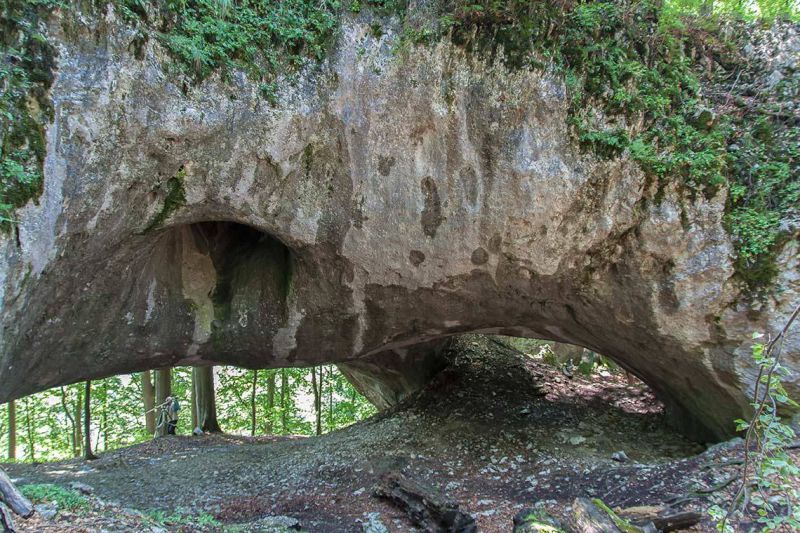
<box><xmin>1</xmin><ymin>15</ymin><xmax>797</xmax><ymax>444</ymax></box>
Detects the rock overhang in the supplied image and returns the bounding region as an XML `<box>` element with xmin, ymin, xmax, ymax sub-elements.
<box><xmin>0</xmin><ymin>12</ymin><xmax>797</xmax><ymax>444</ymax></box>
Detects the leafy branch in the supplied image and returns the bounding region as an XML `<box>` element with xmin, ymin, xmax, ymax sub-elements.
<box><xmin>711</xmin><ymin>304</ymin><xmax>800</xmax><ymax>531</ymax></box>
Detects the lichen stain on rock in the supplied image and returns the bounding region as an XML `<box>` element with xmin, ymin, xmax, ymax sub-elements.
<box><xmin>420</xmin><ymin>176</ymin><xmax>444</xmax><ymax>238</ymax></box>
<box><xmin>459</xmin><ymin>166</ymin><xmax>479</xmax><ymax>207</ymax></box>
<box><xmin>487</xmin><ymin>234</ymin><xmax>503</xmax><ymax>253</ymax></box>
<box><xmin>470</xmin><ymin>247</ymin><xmax>489</xmax><ymax>265</ymax></box>
<box><xmin>409</xmin><ymin>250</ymin><xmax>425</xmax><ymax>266</ymax></box>
<box><xmin>377</xmin><ymin>155</ymin><xmax>395</xmax><ymax>176</ymax></box>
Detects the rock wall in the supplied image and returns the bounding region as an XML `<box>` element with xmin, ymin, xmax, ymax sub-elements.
<box><xmin>0</xmin><ymin>10</ymin><xmax>797</xmax><ymax>442</ymax></box>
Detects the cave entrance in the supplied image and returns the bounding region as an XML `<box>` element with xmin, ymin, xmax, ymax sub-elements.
<box><xmin>142</xmin><ymin>220</ymin><xmax>295</xmax><ymax>369</ymax></box>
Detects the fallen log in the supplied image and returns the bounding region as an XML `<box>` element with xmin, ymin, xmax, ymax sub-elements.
<box><xmin>617</xmin><ymin>505</ymin><xmax>702</xmax><ymax>532</ymax></box>
<box><xmin>647</xmin><ymin>511</ymin><xmax>702</xmax><ymax>532</ymax></box>
<box><xmin>0</xmin><ymin>469</ymin><xmax>33</xmax><ymax>519</ymax></box>
<box><xmin>0</xmin><ymin>502</ymin><xmax>16</xmax><ymax>533</ymax></box>
<box><xmin>373</xmin><ymin>471</ymin><xmax>476</xmax><ymax>532</ymax></box>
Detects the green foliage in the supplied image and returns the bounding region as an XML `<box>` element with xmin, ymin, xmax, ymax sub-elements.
<box><xmin>20</xmin><ymin>483</ymin><xmax>90</xmax><ymax>511</ymax></box>
<box><xmin>144</xmin><ymin>168</ymin><xmax>187</xmax><ymax>231</ymax></box>
<box><xmin>439</xmin><ymin>0</ymin><xmax>730</xmax><ymax>194</ymax></box>
<box><xmin>710</xmin><ymin>331</ymin><xmax>800</xmax><ymax>532</ymax></box>
<box><xmin>116</xmin><ymin>0</ymin><xmax>341</xmax><ymax>84</ymax></box>
<box><xmin>216</xmin><ymin>367</ymin><xmax>312</xmax><ymax>435</ymax></box>
<box><xmin>661</xmin><ymin>0</ymin><xmax>800</xmax><ymax>22</ymax></box>
<box><xmin>1</xmin><ymin>365</ymin><xmax>375</xmax><ymax>462</ymax></box>
<box><xmin>0</xmin><ymin>0</ymin><xmax>59</xmax><ymax>229</ymax></box>
<box><xmin>215</xmin><ymin>366</ymin><xmax>375</xmax><ymax>436</ymax></box>
<box><xmin>723</xmin><ymin>96</ymin><xmax>798</xmax><ymax>290</ymax></box>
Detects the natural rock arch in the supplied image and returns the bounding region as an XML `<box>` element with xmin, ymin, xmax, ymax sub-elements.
<box><xmin>0</xmin><ymin>15</ymin><xmax>797</xmax><ymax>444</ymax></box>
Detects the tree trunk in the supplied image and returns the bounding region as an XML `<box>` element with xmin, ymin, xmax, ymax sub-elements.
<box><xmin>142</xmin><ymin>371</ymin><xmax>155</xmax><ymax>435</ymax></box>
<box><xmin>266</xmin><ymin>371</ymin><xmax>275</xmax><ymax>434</ymax></box>
<box><xmin>99</xmin><ymin>381</ymin><xmax>107</xmax><ymax>452</ymax></box>
<box><xmin>154</xmin><ymin>368</ymin><xmax>172</xmax><ymax>437</ymax></box>
<box><xmin>191</xmin><ymin>377</ymin><xmax>198</xmax><ymax>430</ymax></box>
<box><xmin>567</xmin><ymin>498</ymin><xmax>622</xmax><ymax>533</ymax></box>
<box><xmin>375</xmin><ymin>472</ymin><xmax>476</xmax><ymax>532</ymax></box>
<box><xmin>0</xmin><ymin>501</ymin><xmax>16</xmax><ymax>532</ymax></box>
<box><xmin>327</xmin><ymin>367</ymin><xmax>333</xmax><ymax>430</ymax></box>
<box><xmin>250</xmin><ymin>370</ymin><xmax>258</xmax><ymax>436</ymax></box>
<box><xmin>7</xmin><ymin>401</ymin><xmax>15</xmax><ymax>461</ymax></box>
<box><xmin>280</xmin><ymin>369</ymin><xmax>288</xmax><ymax>433</ymax></box>
<box><xmin>193</xmin><ymin>366</ymin><xmax>221</xmax><ymax>433</ymax></box>
<box><xmin>83</xmin><ymin>381</ymin><xmax>97</xmax><ymax>460</ymax></box>
<box><xmin>311</xmin><ymin>367</ymin><xmax>322</xmax><ymax>436</ymax></box>
<box><xmin>155</xmin><ymin>368</ymin><xmax>172</xmax><ymax>404</ymax></box>
<box><xmin>74</xmin><ymin>386</ymin><xmax>82</xmax><ymax>457</ymax></box>
<box><xmin>59</xmin><ymin>387</ymin><xmax>78</xmax><ymax>457</ymax></box>
<box><xmin>23</xmin><ymin>398</ymin><xmax>34</xmax><ymax>462</ymax></box>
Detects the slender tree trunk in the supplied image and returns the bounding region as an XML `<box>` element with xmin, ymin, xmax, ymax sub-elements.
<box><xmin>23</xmin><ymin>397</ymin><xmax>34</xmax><ymax>462</ymax></box>
<box><xmin>191</xmin><ymin>378</ymin><xmax>198</xmax><ymax>430</ymax></box>
<box><xmin>266</xmin><ymin>371</ymin><xmax>275</xmax><ymax>434</ymax></box>
<box><xmin>59</xmin><ymin>387</ymin><xmax>78</xmax><ymax>456</ymax></box>
<box><xmin>280</xmin><ymin>369</ymin><xmax>288</xmax><ymax>433</ymax></box>
<box><xmin>193</xmin><ymin>366</ymin><xmax>221</xmax><ymax>433</ymax></box>
<box><xmin>99</xmin><ymin>381</ymin><xmax>107</xmax><ymax>452</ymax></box>
<box><xmin>327</xmin><ymin>367</ymin><xmax>333</xmax><ymax>430</ymax></box>
<box><xmin>154</xmin><ymin>368</ymin><xmax>172</xmax><ymax>437</ymax></box>
<box><xmin>83</xmin><ymin>381</ymin><xmax>97</xmax><ymax>460</ymax></box>
<box><xmin>142</xmin><ymin>371</ymin><xmax>155</xmax><ymax>435</ymax></box>
<box><xmin>311</xmin><ymin>367</ymin><xmax>321</xmax><ymax>436</ymax></box>
<box><xmin>75</xmin><ymin>386</ymin><xmax>83</xmax><ymax>457</ymax></box>
<box><xmin>7</xmin><ymin>401</ymin><xmax>15</xmax><ymax>461</ymax></box>
<box><xmin>250</xmin><ymin>370</ymin><xmax>258</xmax><ymax>436</ymax></box>
<box><xmin>155</xmin><ymin>368</ymin><xmax>172</xmax><ymax>404</ymax></box>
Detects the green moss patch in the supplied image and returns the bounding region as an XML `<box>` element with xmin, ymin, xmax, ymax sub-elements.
<box><xmin>114</xmin><ymin>0</ymin><xmax>341</xmax><ymax>84</ymax></box>
<box><xmin>0</xmin><ymin>0</ymin><xmax>59</xmax><ymax>231</ymax></box>
<box><xmin>144</xmin><ymin>166</ymin><xmax>187</xmax><ymax>231</ymax></box>
<box><xmin>20</xmin><ymin>483</ymin><xmax>90</xmax><ymax>511</ymax></box>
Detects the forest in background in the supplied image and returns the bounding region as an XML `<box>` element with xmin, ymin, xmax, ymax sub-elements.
<box><xmin>0</xmin><ymin>337</ymin><xmax>609</xmax><ymax>463</ymax></box>
<box><xmin>0</xmin><ymin>365</ymin><xmax>376</xmax><ymax>463</ymax></box>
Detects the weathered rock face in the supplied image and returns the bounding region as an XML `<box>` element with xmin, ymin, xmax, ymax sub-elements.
<box><xmin>0</xmin><ymin>11</ymin><xmax>797</xmax><ymax>442</ymax></box>
<box><xmin>339</xmin><ymin>339</ymin><xmax>450</xmax><ymax>410</ymax></box>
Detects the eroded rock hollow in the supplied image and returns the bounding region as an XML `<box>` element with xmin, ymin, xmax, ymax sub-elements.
<box><xmin>0</xmin><ymin>12</ymin><xmax>797</xmax><ymax>443</ymax></box>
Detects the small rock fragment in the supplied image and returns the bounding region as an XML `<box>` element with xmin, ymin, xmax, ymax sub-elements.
<box><xmin>68</xmin><ymin>481</ymin><xmax>94</xmax><ymax>495</ymax></box>
<box><xmin>362</xmin><ymin>512</ymin><xmax>389</xmax><ymax>533</ymax></box>
<box><xmin>35</xmin><ymin>503</ymin><xmax>58</xmax><ymax>520</ymax></box>
<box><xmin>611</xmin><ymin>451</ymin><xmax>629</xmax><ymax>463</ymax></box>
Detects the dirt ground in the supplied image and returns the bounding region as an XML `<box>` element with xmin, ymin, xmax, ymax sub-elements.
<box><xmin>3</xmin><ymin>335</ymin><xmax>785</xmax><ymax>532</ymax></box>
